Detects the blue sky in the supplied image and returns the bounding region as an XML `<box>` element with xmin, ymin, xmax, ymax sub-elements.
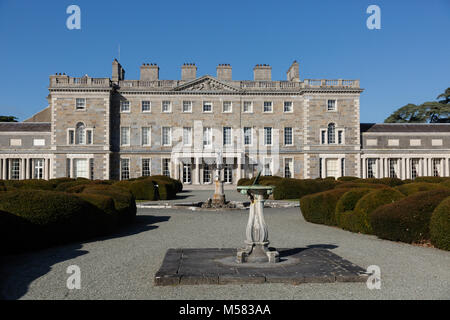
<box><xmin>0</xmin><ymin>0</ymin><xmax>448</xmax><ymax>122</ymax></box>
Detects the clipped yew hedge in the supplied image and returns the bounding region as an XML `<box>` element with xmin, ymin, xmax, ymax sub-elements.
<box><xmin>300</xmin><ymin>188</ymin><xmax>350</xmax><ymax>226</ymax></box>
<box><xmin>355</xmin><ymin>177</ymin><xmax>405</xmax><ymax>187</ymax></box>
<box><xmin>430</xmin><ymin>197</ymin><xmax>450</xmax><ymax>250</ymax></box>
<box><xmin>370</xmin><ymin>189</ymin><xmax>450</xmax><ymax>243</ymax></box>
<box><xmin>394</xmin><ymin>182</ymin><xmax>445</xmax><ymax>196</ymax></box>
<box><xmin>335</xmin><ymin>188</ymin><xmax>373</xmax><ymax>228</ymax></box>
<box><xmin>113</xmin><ymin>176</ymin><xmax>181</xmax><ymax>200</ymax></box>
<box><xmin>337</xmin><ymin>176</ymin><xmax>360</xmax><ymax>182</ymax></box>
<box><xmin>414</xmin><ymin>176</ymin><xmax>449</xmax><ymax>183</ymax></box>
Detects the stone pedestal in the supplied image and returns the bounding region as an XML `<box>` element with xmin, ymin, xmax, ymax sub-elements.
<box><xmin>212</xmin><ymin>178</ymin><xmax>225</xmax><ymax>205</ymax></box>
<box><xmin>236</xmin><ymin>186</ymin><xmax>279</xmax><ymax>264</ymax></box>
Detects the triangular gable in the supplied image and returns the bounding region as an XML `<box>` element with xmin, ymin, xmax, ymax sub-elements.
<box><xmin>172</xmin><ymin>75</ymin><xmax>241</xmax><ymax>92</ymax></box>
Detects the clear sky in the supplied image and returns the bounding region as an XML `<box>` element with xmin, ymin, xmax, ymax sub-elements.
<box><xmin>0</xmin><ymin>0</ymin><xmax>448</xmax><ymax>122</ymax></box>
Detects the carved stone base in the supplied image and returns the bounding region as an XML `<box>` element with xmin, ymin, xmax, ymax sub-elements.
<box><xmin>237</xmin><ymin>243</ymin><xmax>279</xmax><ymax>264</ymax></box>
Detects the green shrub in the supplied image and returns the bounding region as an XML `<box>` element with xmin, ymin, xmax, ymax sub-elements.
<box><xmin>237</xmin><ymin>178</ymin><xmax>252</xmax><ymax>186</ymax></box>
<box><xmin>300</xmin><ymin>188</ymin><xmax>350</xmax><ymax>226</ymax></box>
<box><xmin>430</xmin><ymin>197</ymin><xmax>450</xmax><ymax>250</ymax></box>
<box><xmin>82</xmin><ymin>185</ymin><xmax>136</xmax><ymax>223</ymax></box>
<box><xmin>395</xmin><ymin>182</ymin><xmax>445</xmax><ymax>196</ymax></box>
<box><xmin>3</xmin><ymin>179</ymin><xmax>55</xmax><ymax>191</ymax></box>
<box><xmin>149</xmin><ymin>175</ymin><xmax>183</xmax><ymax>193</ymax></box>
<box><xmin>272</xmin><ymin>178</ymin><xmax>338</xmax><ymax>200</ymax></box>
<box><xmin>439</xmin><ymin>180</ymin><xmax>450</xmax><ymax>189</ymax></box>
<box><xmin>0</xmin><ymin>209</ymin><xmax>37</xmax><ymax>254</ymax></box>
<box><xmin>356</xmin><ymin>178</ymin><xmax>404</xmax><ymax>187</ymax></box>
<box><xmin>370</xmin><ymin>189</ymin><xmax>450</xmax><ymax>243</ymax></box>
<box><xmin>75</xmin><ymin>193</ymin><xmax>118</xmax><ymax>231</ymax></box>
<box><xmin>335</xmin><ymin>188</ymin><xmax>373</xmax><ymax>227</ymax></box>
<box><xmin>153</xmin><ymin>180</ymin><xmax>176</xmax><ymax>200</ymax></box>
<box><xmin>48</xmin><ymin>177</ymin><xmax>75</xmax><ymax>187</ymax></box>
<box><xmin>335</xmin><ymin>182</ymin><xmax>387</xmax><ymax>190</ymax></box>
<box><xmin>129</xmin><ymin>179</ymin><xmax>157</xmax><ymax>200</ymax></box>
<box><xmin>350</xmin><ymin>188</ymin><xmax>405</xmax><ymax>234</ymax></box>
<box><xmin>0</xmin><ymin>190</ymin><xmax>107</xmax><ymax>249</ymax></box>
<box><xmin>414</xmin><ymin>176</ymin><xmax>448</xmax><ymax>183</ymax></box>
<box><xmin>55</xmin><ymin>178</ymin><xmax>92</xmax><ymax>192</ymax></box>
<box><xmin>337</xmin><ymin>176</ymin><xmax>360</xmax><ymax>182</ymax></box>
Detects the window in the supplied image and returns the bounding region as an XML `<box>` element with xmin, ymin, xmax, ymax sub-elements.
<box><xmin>182</xmin><ymin>101</ymin><xmax>192</xmax><ymax>113</ymax></box>
<box><xmin>223</xmin><ymin>101</ymin><xmax>232</xmax><ymax>113</ymax></box>
<box><xmin>327</xmin><ymin>99</ymin><xmax>336</xmax><ymax>111</ymax></box>
<box><xmin>284</xmin><ymin>127</ymin><xmax>293</xmax><ymax>145</ymax></box>
<box><xmin>263</xmin><ymin>101</ymin><xmax>273</xmax><ymax>113</ymax></box>
<box><xmin>76</xmin><ymin>122</ymin><xmax>86</xmax><ymax>144</ymax></box>
<box><xmin>341</xmin><ymin>158</ymin><xmax>345</xmax><ymax>177</ymax></box>
<box><xmin>243</xmin><ymin>127</ymin><xmax>252</xmax><ymax>145</ymax></box>
<box><xmin>432</xmin><ymin>159</ymin><xmax>441</xmax><ymax>177</ymax></box>
<box><xmin>68</xmin><ymin>130</ymin><xmax>75</xmax><ymax>145</ymax></box>
<box><xmin>263</xmin><ymin>158</ymin><xmax>272</xmax><ymax>176</ymax></box>
<box><xmin>203</xmin><ymin>127</ymin><xmax>212</xmax><ymax>147</ymax></box>
<box><xmin>327</xmin><ymin>123</ymin><xmax>336</xmax><ymax>144</ymax></box>
<box><xmin>142</xmin><ymin>158</ymin><xmax>151</xmax><ymax>177</ymax></box>
<box><xmin>326</xmin><ymin>159</ymin><xmax>339</xmax><ymax>178</ymax></box>
<box><xmin>224</xmin><ymin>164</ymin><xmax>232</xmax><ymax>183</ymax></box>
<box><xmin>203</xmin><ymin>101</ymin><xmax>212</xmax><ymax>112</ymax></box>
<box><xmin>183</xmin><ymin>127</ymin><xmax>192</xmax><ymax>146</ymax></box>
<box><xmin>284</xmin><ymin>158</ymin><xmax>293</xmax><ymax>178</ymax></box>
<box><xmin>367</xmin><ymin>159</ymin><xmax>376</xmax><ymax>178</ymax></box>
<box><xmin>264</xmin><ymin>127</ymin><xmax>272</xmax><ymax>145</ymax></box>
<box><xmin>121</xmin><ymin>159</ymin><xmax>130</xmax><ymax>180</ymax></box>
<box><xmin>76</xmin><ymin>98</ymin><xmax>86</xmax><ymax>110</ymax></box>
<box><xmin>223</xmin><ymin>127</ymin><xmax>232</xmax><ymax>146</ymax></box>
<box><xmin>389</xmin><ymin>159</ymin><xmax>398</xmax><ymax>178</ymax></box>
<box><xmin>34</xmin><ymin>159</ymin><xmax>44</xmax><ymax>179</ymax></box>
<box><xmin>162</xmin><ymin>158</ymin><xmax>171</xmax><ymax>177</ymax></box>
<box><xmin>183</xmin><ymin>163</ymin><xmax>192</xmax><ymax>183</ymax></box>
<box><xmin>162</xmin><ymin>127</ymin><xmax>171</xmax><ymax>146</ymax></box>
<box><xmin>284</xmin><ymin>101</ymin><xmax>293</xmax><ymax>112</ymax></box>
<box><xmin>89</xmin><ymin>158</ymin><xmax>94</xmax><ymax>180</ymax></box>
<box><xmin>162</xmin><ymin>101</ymin><xmax>171</xmax><ymax>113</ymax></box>
<box><xmin>338</xmin><ymin>130</ymin><xmax>343</xmax><ymax>144</ymax></box>
<box><xmin>11</xmin><ymin>159</ymin><xmax>20</xmax><ymax>180</ymax></box>
<box><xmin>120</xmin><ymin>100</ymin><xmax>130</xmax><ymax>112</ymax></box>
<box><xmin>86</xmin><ymin>130</ymin><xmax>93</xmax><ymax>145</ymax></box>
<box><xmin>411</xmin><ymin>159</ymin><xmax>419</xmax><ymax>179</ymax></box>
<box><xmin>10</xmin><ymin>139</ymin><xmax>21</xmax><ymax>146</ymax></box>
<box><xmin>243</xmin><ymin>101</ymin><xmax>253</xmax><ymax>113</ymax></box>
<box><xmin>388</xmin><ymin>139</ymin><xmax>399</xmax><ymax>146</ymax></box>
<box><xmin>203</xmin><ymin>164</ymin><xmax>212</xmax><ymax>183</ymax></box>
<box><xmin>319</xmin><ymin>158</ymin><xmax>323</xmax><ymax>178</ymax></box>
<box><xmin>120</xmin><ymin>127</ymin><xmax>130</xmax><ymax>146</ymax></box>
<box><xmin>142</xmin><ymin>101</ymin><xmax>151</xmax><ymax>112</ymax></box>
<box><xmin>142</xmin><ymin>127</ymin><xmax>151</xmax><ymax>146</ymax></box>
<box><xmin>321</xmin><ymin>130</ymin><xmax>326</xmax><ymax>144</ymax></box>
<box><xmin>74</xmin><ymin>159</ymin><xmax>89</xmax><ymax>179</ymax></box>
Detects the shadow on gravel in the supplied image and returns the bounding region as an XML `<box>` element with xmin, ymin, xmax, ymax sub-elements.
<box><xmin>0</xmin><ymin>214</ymin><xmax>170</xmax><ymax>300</ymax></box>
<box><xmin>279</xmin><ymin>244</ymin><xmax>338</xmax><ymax>258</ymax></box>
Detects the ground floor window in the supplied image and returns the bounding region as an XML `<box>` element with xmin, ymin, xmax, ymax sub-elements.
<box><xmin>74</xmin><ymin>159</ymin><xmax>89</xmax><ymax>179</ymax></box>
<box><xmin>326</xmin><ymin>159</ymin><xmax>338</xmax><ymax>178</ymax></box>
<box><xmin>11</xmin><ymin>159</ymin><xmax>20</xmax><ymax>180</ymax></box>
<box><xmin>341</xmin><ymin>158</ymin><xmax>345</xmax><ymax>177</ymax></box>
<box><xmin>183</xmin><ymin>163</ymin><xmax>191</xmax><ymax>183</ymax></box>
<box><xmin>121</xmin><ymin>159</ymin><xmax>130</xmax><ymax>180</ymax></box>
<box><xmin>411</xmin><ymin>159</ymin><xmax>420</xmax><ymax>179</ymax></box>
<box><xmin>389</xmin><ymin>159</ymin><xmax>399</xmax><ymax>178</ymax></box>
<box><xmin>203</xmin><ymin>164</ymin><xmax>212</xmax><ymax>183</ymax></box>
<box><xmin>284</xmin><ymin>158</ymin><xmax>293</xmax><ymax>178</ymax></box>
<box><xmin>432</xmin><ymin>159</ymin><xmax>441</xmax><ymax>177</ymax></box>
<box><xmin>224</xmin><ymin>164</ymin><xmax>232</xmax><ymax>183</ymax></box>
<box><xmin>162</xmin><ymin>159</ymin><xmax>170</xmax><ymax>177</ymax></box>
<box><xmin>142</xmin><ymin>158</ymin><xmax>151</xmax><ymax>177</ymax></box>
<box><xmin>367</xmin><ymin>158</ymin><xmax>376</xmax><ymax>178</ymax></box>
<box><xmin>263</xmin><ymin>158</ymin><xmax>272</xmax><ymax>176</ymax></box>
<box><xmin>34</xmin><ymin>159</ymin><xmax>44</xmax><ymax>179</ymax></box>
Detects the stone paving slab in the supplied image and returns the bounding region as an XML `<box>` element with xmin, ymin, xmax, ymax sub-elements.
<box><xmin>154</xmin><ymin>247</ymin><xmax>368</xmax><ymax>286</ymax></box>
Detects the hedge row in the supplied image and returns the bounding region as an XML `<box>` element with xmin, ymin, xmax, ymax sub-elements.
<box><xmin>113</xmin><ymin>175</ymin><xmax>181</xmax><ymax>200</ymax></box>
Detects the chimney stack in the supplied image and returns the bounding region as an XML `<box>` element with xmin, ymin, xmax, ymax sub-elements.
<box><xmin>253</xmin><ymin>64</ymin><xmax>271</xmax><ymax>81</ymax></box>
<box><xmin>287</xmin><ymin>60</ymin><xmax>300</xmax><ymax>82</ymax></box>
<box><xmin>112</xmin><ymin>59</ymin><xmax>125</xmax><ymax>82</ymax></box>
<box><xmin>181</xmin><ymin>63</ymin><xmax>197</xmax><ymax>81</ymax></box>
<box><xmin>216</xmin><ymin>64</ymin><xmax>232</xmax><ymax>81</ymax></box>
<box><xmin>140</xmin><ymin>63</ymin><xmax>159</xmax><ymax>81</ymax></box>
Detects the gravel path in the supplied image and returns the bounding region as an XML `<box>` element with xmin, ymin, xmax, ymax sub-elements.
<box><xmin>1</xmin><ymin>192</ymin><xmax>449</xmax><ymax>299</ymax></box>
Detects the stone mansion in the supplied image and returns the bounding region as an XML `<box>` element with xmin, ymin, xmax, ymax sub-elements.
<box><xmin>0</xmin><ymin>59</ymin><xmax>449</xmax><ymax>184</ymax></box>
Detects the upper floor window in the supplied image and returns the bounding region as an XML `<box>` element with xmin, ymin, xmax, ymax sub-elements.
<box><xmin>243</xmin><ymin>101</ymin><xmax>253</xmax><ymax>113</ymax></box>
<box><xmin>76</xmin><ymin>98</ymin><xmax>86</xmax><ymax>110</ymax></box>
<box><xmin>263</xmin><ymin>101</ymin><xmax>273</xmax><ymax>113</ymax></box>
<box><xmin>162</xmin><ymin>101</ymin><xmax>171</xmax><ymax>113</ymax></box>
<box><xmin>284</xmin><ymin>101</ymin><xmax>293</xmax><ymax>113</ymax></box>
<box><xmin>243</xmin><ymin>127</ymin><xmax>252</xmax><ymax>145</ymax></box>
<box><xmin>76</xmin><ymin>122</ymin><xmax>86</xmax><ymax>144</ymax></box>
<box><xmin>120</xmin><ymin>100</ymin><xmax>130</xmax><ymax>112</ymax></box>
<box><xmin>327</xmin><ymin>123</ymin><xmax>336</xmax><ymax>144</ymax></box>
<box><xmin>203</xmin><ymin>101</ymin><xmax>213</xmax><ymax>113</ymax></box>
<box><xmin>183</xmin><ymin>101</ymin><xmax>192</xmax><ymax>113</ymax></box>
<box><xmin>223</xmin><ymin>101</ymin><xmax>232</xmax><ymax>113</ymax></box>
<box><xmin>327</xmin><ymin>99</ymin><xmax>336</xmax><ymax>111</ymax></box>
<box><xmin>120</xmin><ymin>127</ymin><xmax>130</xmax><ymax>146</ymax></box>
<box><xmin>223</xmin><ymin>127</ymin><xmax>232</xmax><ymax>146</ymax></box>
<box><xmin>183</xmin><ymin>127</ymin><xmax>192</xmax><ymax>146</ymax></box>
<box><xmin>121</xmin><ymin>158</ymin><xmax>130</xmax><ymax>180</ymax></box>
<box><xmin>284</xmin><ymin>127</ymin><xmax>293</xmax><ymax>145</ymax></box>
<box><xmin>142</xmin><ymin>127</ymin><xmax>151</xmax><ymax>146</ymax></box>
<box><xmin>203</xmin><ymin>127</ymin><xmax>212</xmax><ymax>147</ymax></box>
<box><xmin>162</xmin><ymin>127</ymin><xmax>172</xmax><ymax>146</ymax></box>
<box><xmin>142</xmin><ymin>101</ymin><xmax>151</xmax><ymax>112</ymax></box>
<box><xmin>142</xmin><ymin>158</ymin><xmax>151</xmax><ymax>177</ymax></box>
<box><xmin>264</xmin><ymin>127</ymin><xmax>272</xmax><ymax>145</ymax></box>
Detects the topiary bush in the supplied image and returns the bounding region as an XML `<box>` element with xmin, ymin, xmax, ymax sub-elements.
<box><xmin>349</xmin><ymin>188</ymin><xmax>406</xmax><ymax>234</ymax></box>
<box><xmin>439</xmin><ymin>180</ymin><xmax>450</xmax><ymax>189</ymax></box>
<box><xmin>414</xmin><ymin>176</ymin><xmax>448</xmax><ymax>183</ymax></box>
<box><xmin>129</xmin><ymin>179</ymin><xmax>157</xmax><ymax>200</ymax></box>
<box><xmin>0</xmin><ymin>209</ymin><xmax>37</xmax><ymax>254</ymax></box>
<box><xmin>300</xmin><ymin>188</ymin><xmax>350</xmax><ymax>226</ymax></box>
<box><xmin>272</xmin><ymin>178</ymin><xmax>338</xmax><ymax>200</ymax></box>
<box><xmin>370</xmin><ymin>189</ymin><xmax>450</xmax><ymax>244</ymax></box>
<box><xmin>337</xmin><ymin>176</ymin><xmax>360</xmax><ymax>182</ymax></box>
<box><xmin>335</xmin><ymin>188</ymin><xmax>373</xmax><ymax>228</ymax></box>
<box><xmin>430</xmin><ymin>196</ymin><xmax>450</xmax><ymax>250</ymax></box>
<box><xmin>55</xmin><ymin>178</ymin><xmax>92</xmax><ymax>192</ymax></box>
<box><xmin>335</xmin><ymin>182</ymin><xmax>388</xmax><ymax>190</ymax></box>
<box><xmin>395</xmin><ymin>182</ymin><xmax>445</xmax><ymax>196</ymax></box>
<box><xmin>3</xmin><ymin>179</ymin><xmax>55</xmax><ymax>191</ymax></box>
<box><xmin>355</xmin><ymin>178</ymin><xmax>404</xmax><ymax>187</ymax></box>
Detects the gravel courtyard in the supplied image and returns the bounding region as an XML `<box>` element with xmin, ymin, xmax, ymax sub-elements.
<box><xmin>0</xmin><ymin>190</ymin><xmax>449</xmax><ymax>300</ymax></box>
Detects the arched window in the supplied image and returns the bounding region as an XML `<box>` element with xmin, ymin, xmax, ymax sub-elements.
<box><xmin>327</xmin><ymin>123</ymin><xmax>335</xmax><ymax>144</ymax></box>
<box><xmin>76</xmin><ymin>122</ymin><xmax>86</xmax><ymax>144</ymax></box>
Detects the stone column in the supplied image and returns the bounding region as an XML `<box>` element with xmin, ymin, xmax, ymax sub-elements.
<box><xmin>70</xmin><ymin>158</ymin><xmax>74</xmax><ymax>178</ymax></box>
<box><xmin>25</xmin><ymin>158</ymin><xmax>30</xmax><ymax>179</ymax></box>
<box><xmin>45</xmin><ymin>159</ymin><xmax>50</xmax><ymax>180</ymax></box>
<box><xmin>3</xmin><ymin>159</ymin><xmax>8</xmax><ymax>180</ymax></box>
<box><xmin>362</xmin><ymin>157</ymin><xmax>367</xmax><ymax>179</ymax></box>
<box><xmin>194</xmin><ymin>157</ymin><xmax>200</xmax><ymax>184</ymax></box>
<box><xmin>237</xmin><ymin>156</ymin><xmax>242</xmax><ymax>181</ymax></box>
<box><xmin>0</xmin><ymin>159</ymin><xmax>3</xmax><ymax>180</ymax></box>
<box><xmin>445</xmin><ymin>158</ymin><xmax>450</xmax><ymax>177</ymax></box>
<box><xmin>440</xmin><ymin>158</ymin><xmax>444</xmax><ymax>177</ymax></box>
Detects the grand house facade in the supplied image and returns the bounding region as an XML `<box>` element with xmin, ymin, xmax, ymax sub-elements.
<box><xmin>0</xmin><ymin>60</ymin><xmax>449</xmax><ymax>184</ymax></box>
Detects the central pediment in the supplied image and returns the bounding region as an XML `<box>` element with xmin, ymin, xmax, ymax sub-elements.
<box><xmin>172</xmin><ymin>76</ymin><xmax>241</xmax><ymax>92</ymax></box>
